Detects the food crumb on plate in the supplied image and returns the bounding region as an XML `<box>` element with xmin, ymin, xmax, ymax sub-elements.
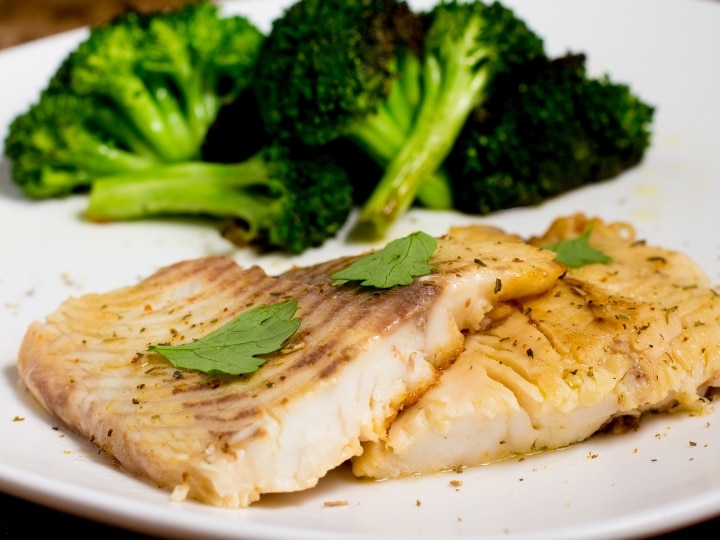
<box><xmin>323</xmin><ymin>500</ymin><xmax>349</xmax><ymax>507</ymax></box>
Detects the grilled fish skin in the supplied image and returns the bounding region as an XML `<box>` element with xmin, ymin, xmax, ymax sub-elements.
<box><xmin>17</xmin><ymin>228</ymin><xmax>564</xmax><ymax>507</ymax></box>
<box><xmin>353</xmin><ymin>214</ymin><xmax>720</xmax><ymax>480</ymax></box>
<box><xmin>283</xmin><ymin>225</ymin><xmax>567</xmax><ymax>366</ymax></box>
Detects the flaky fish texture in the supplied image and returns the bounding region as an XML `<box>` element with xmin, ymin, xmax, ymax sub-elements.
<box><xmin>17</xmin><ymin>227</ymin><xmax>563</xmax><ymax>507</ymax></box>
<box><xmin>353</xmin><ymin>214</ymin><xmax>720</xmax><ymax>480</ymax></box>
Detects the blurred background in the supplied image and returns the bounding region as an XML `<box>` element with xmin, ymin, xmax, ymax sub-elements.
<box><xmin>0</xmin><ymin>0</ymin><xmax>196</xmax><ymax>50</ymax></box>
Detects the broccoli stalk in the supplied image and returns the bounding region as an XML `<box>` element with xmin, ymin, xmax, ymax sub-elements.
<box><xmin>354</xmin><ymin>0</ymin><xmax>545</xmax><ymax>238</ymax></box>
<box><xmin>84</xmin><ymin>143</ymin><xmax>354</xmax><ymax>254</ymax></box>
<box><xmin>4</xmin><ymin>0</ymin><xmax>263</xmax><ymax>199</ymax></box>
<box><xmin>444</xmin><ymin>53</ymin><xmax>656</xmax><ymax>214</ymax></box>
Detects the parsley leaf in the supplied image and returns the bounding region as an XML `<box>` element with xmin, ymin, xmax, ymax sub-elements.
<box><xmin>331</xmin><ymin>231</ymin><xmax>437</xmax><ymax>288</ymax></box>
<box><xmin>546</xmin><ymin>224</ymin><xmax>612</xmax><ymax>268</ymax></box>
<box><xmin>148</xmin><ymin>300</ymin><xmax>301</xmax><ymax>375</ymax></box>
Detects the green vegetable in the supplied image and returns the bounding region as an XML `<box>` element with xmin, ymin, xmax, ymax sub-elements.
<box><xmin>444</xmin><ymin>53</ymin><xmax>655</xmax><ymax>215</ymax></box>
<box><xmin>355</xmin><ymin>0</ymin><xmax>546</xmax><ymax>238</ymax></box>
<box><xmin>546</xmin><ymin>224</ymin><xmax>611</xmax><ymax>268</ymax></box>
<box><xmin>3</xmin><ymin>0</ymin><xmax>263</xmax><ymax>198</ymax></box>
<box><xmin>254</xmin><ymin>0</ymin><xmax>545</xmax><ymax>239</ymax></box>
<box><xmin>148</xmin><ymin>300</ymin><xmax>301</xmax><ymax>376</ymax></box>
<box><xmin>331</xmin><ymin>231</ymin><xmax>437</xmax><ymax>288</ymax></box>
<box><xmin>4</xmin><ymin>0</ymin><xmax>656</xmax><ymax>250</ymax></box>
<box><xmin>254</xmin><ymin>0</ymin><xmax>421</xmax><ymax>158</ymax></box>
<box><xmin>85</xmin><ymin>141</ymin><xmax>354</xmax><ymax>254</ymax></box>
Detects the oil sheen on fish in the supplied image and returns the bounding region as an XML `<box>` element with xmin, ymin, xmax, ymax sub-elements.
<box><xmin>352</xmin><ymin>215</ymin><xmax>720</xmax><ymax>480</ymax></box>
<box><xmin>17</xmin><ymin>227</ymin><xmax>564</xmax><ymax>507</ymax></box>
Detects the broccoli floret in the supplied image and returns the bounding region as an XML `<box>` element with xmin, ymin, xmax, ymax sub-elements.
<box><xmin>255</xmin><ymin>0</ymin><xmax>453</xmax><ymax>220</ymax></box>
<box><xmin>4</xmin><ymin>0</ymin><xmax>263</xmax><ymax>198</ymax></box>
<box><xmin>444</xmin><ymin>53</ymin><xmax>655</xmax><ymax>214</ymax></box>
<box><xmin>354</xmin><ymin>0</ymin><xmax>546</xmax><ymax>237</ymax></box>
<box><xmin>3</xmin><ymin>92</ymin><xmax>163</xmax><ymax>198</ymax></box>
<box><xmin>254</xmin><ymin>0</ymin><xmax>451</xmax><ymax>227</ymax></box>
<box><xmin>254</xmin><ymin>0</ymin><xmax>424</xmax><ymax>162</ymax></box>
<box><xmin>84</xmin><ymin>142</ymin><xmax>354</xmax><ymax>254</ymax></box>
<box><xmin>255</xmin><ymin>0</ymin><xmax>545</xmax><ymax>239</ymax></box>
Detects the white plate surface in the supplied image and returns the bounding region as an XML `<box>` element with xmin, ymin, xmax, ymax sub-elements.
<box><xmin>2</xmin><ymin>0</ymin><xmax>720</xmax><ymax>538</ymax></box>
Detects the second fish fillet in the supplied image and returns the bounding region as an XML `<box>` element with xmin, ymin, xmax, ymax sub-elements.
<box><xmin>353</xmin><ymin>214</ymin><xmax>720</xmax><ymax>479</ymax></box>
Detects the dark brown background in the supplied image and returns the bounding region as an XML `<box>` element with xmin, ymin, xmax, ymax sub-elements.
<box><xmin>0</xmin><ymin>1</ymin><xmax>719</xmax><ymax>538</ymax></box>
<box><xmin>0</xmin><ymin>0</ymin><xmax>195</xmax><ymax>50</ymax></box>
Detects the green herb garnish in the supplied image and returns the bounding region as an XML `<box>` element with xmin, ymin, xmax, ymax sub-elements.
<box><xmin>331</xmin><ymin>231</ymin><xmax>437</xmax><ymax>288</ymax></box>
<box><xmin>546</xmin><ymin>224</ymin><xmax>612</xmax><ymax>268</ymax></box>
<box><xmin>148</xmin><ymin>300</ymin><xmax>301</xmax><ymax>375</ymax></box>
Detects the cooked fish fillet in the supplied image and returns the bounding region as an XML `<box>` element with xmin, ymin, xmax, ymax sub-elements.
<box><xmin>353</xmin><ymin>214</ymin><xmax>720</xmax><ymax>479</ymax></box>
<box><xmin>17</xmin><ymin>227</ymin><xmax>563</xmax><ymax>507</ymax></box>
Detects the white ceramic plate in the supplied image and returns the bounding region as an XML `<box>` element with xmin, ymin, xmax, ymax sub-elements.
<box><xmin>2</xmin><ymin>0</ymin><xmax>720</xmax><ymax>538</ymax></box>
